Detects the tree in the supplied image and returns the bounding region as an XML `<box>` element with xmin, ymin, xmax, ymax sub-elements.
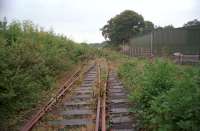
<box><xmin>163</xmin><ymin>25</ymin><xmax>174</xmax><ymax>29</ymax></box>
<box><xmin>0</xmin><ymin>17</ymin><xmax>7</xmax><ymax>36</ymax></box>
<box><xmin>101</xmin><ymin>10</ymin><xmax>145</xmax><ymax>44</ymax></box>
<box><xmin>184</xmin><ymin>19</ymin><xmax>200</xmax><ymax>27</ymax></box>
<box><xmin>143</xmin><ymin>21</ymin><xmax>154</xmax><ymax>33</ymax></box>
<box><xmin>154</xmin><ymin>25</ymin><xmax>174</xmax><ymax>30</ymax></box>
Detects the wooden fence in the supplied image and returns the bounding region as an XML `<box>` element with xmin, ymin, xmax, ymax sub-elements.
<box><xmin>122</xmin><ymin>47</ymin><xmax>152</xmax><ymax>57</ymax></box>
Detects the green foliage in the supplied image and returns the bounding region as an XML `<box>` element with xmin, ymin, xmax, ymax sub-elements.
<box><xmin>163</xmin><ymin>25</ymin><xmax>174</xmax><ymax>30</ymax></box>
<box><xmin>101</xmin><ymin>10</ymin><xmax>145</xmax><ymax>44</ymax></box>
<box><xmin>144</xmin><ymin>21</ymin><xmax>154</xmax><ymax>33</ymax></box>
<box><xmin>118</xmin><ymin>59</ymin><xmax>200</xmax><ymax>131</ymax></box>
<box><xmin>150</xmin><ymin>73</ymin><xmax>200</xmax><ymax>131</ymax></box>
<box><xmin>118</xmin><ymin>61</ymin><xmax>143</xmax><ymax>89</ymax></box>
<box><xmin>0</xmin><ymin>20</ymin><xmax>94</xmax><ymax>129</ymax></box>
<box><xmin>101</xmin><ymin>10</ymin><xmax>154</xmax><ymax>44</ymax></box>
<box><xmin>184</xmin><ymin>19</ymin><xmax>200</xmax><ymax>27</ymax></box>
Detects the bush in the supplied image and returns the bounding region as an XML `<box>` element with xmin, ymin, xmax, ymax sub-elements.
<box><xmin>118</xmin><ymin>59</ymin><xmax>200</xmax><ymax>131</ymax></box>
<box><xmin>0</xmin><ymin>20</ymin><xmax>93</xmax><ymax>129</ymax></box>
<box><xmin>149</xmin><ymin>68</ymin><xmax>200</xmax><ymax>131</ymax></box>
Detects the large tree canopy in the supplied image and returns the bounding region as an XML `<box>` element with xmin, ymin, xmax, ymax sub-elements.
<box><xmin>101</xmin><ymin>10</ymin><xmax>154</xmax><ymax>44</ymax></box>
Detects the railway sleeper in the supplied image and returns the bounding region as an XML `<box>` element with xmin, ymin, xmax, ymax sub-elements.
<box><xmin>111</xmin><ymin>122</ymin><xmax>135</xmax><ymax>130</ymax></box>
<box><xmin>48</xmin><ymin>118</ymin><xmax>94</xmax><ymax>127</ymax></box>
<box><xmin>110</xmin><ymin>102</ymin><xmax>130</xmax><ymax>108</ymax></box>
<box><xmin>60</xmin><ymin>109</ymin><xmax>93</xmax><ymax>116</ymax></box>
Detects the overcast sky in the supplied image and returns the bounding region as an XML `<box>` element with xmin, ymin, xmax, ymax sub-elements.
<box><xmin>0</xmin><ymin>0</ymin><xmax>200</xmax><ymax>43</ymax></box>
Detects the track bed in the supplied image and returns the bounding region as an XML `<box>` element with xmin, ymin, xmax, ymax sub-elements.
<box><xmin>32</xmin><ymin>65</ymin><xmax>98</xmax><ymax>131</ymax></box>
<box><xmin>107</xmin><ymin>71</ymin><xmax>135</xmax><ymax>131</ymax></box>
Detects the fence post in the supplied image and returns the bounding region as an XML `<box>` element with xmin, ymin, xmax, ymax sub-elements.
<box><xmin>199</xmin><ymin>50</ymin><xmax>200</xmax><ymax>60</ymax></box>
<box><xmin>131</xmin><ymin>48</ymin><xmax>133</xmax><ymax>57</ymax></box>
<box><xmin>141</xmin><ymin>48</ymin><xmax>143</xmax><ymax>57</ymax></box>
<box><xmin>151</xmin><ymin>31</ymin><xmax>153</xmax><ymax>56</ymax></box>
<box><xmin>134</xmin><ymin>48</ymin><xmax>136</xmax><ymax>56</ymax></box>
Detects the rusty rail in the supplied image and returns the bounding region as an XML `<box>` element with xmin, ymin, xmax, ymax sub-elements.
<box><xmin>21</xmin><ymin>70</ymin><xmax>80</xmax><ymax>131</ymax></box>
<box><xmin>21</xmin><ymin>61</ymin><xmax>112</xmax><ymax>131</ymax></box>
<box><xmin>101</xmin><ymin>62</ymin><xmax>109</xmax><ymax>131</ymax></box>
<box><xmin>21</xmin><ymin>63</ymin><xmax>96</xmax><ymax>131</ymax></box>
<box><xmin>95</xmin><ymin>63</ymin><xmax>101</xmax><ymax>131</ymax></box>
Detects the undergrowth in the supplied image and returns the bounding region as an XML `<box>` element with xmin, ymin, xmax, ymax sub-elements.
<box><xmin>0</xmin><ymin>20</ymin><xmax>96</xmax><ymax>130</ymax></box>
<box><xmin>118</xmin><ymin>59</ymin><xmax>200</xmax><ymax>131</ymax></box>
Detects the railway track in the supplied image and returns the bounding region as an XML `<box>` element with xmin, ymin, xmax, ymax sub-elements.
<box><xmin>106</xmin><ymin>71</ymin><xmax>135</xmax><ymax>131</ymax></box>
<box><xmin>22</xmin><ymin>61</ymin><xmax>136</xmax><ymax>131</ymax></box>
<box><xmin>46</xmin><ymin>64</ymin><xmax>99</xmax><ymax>130</ymax></box>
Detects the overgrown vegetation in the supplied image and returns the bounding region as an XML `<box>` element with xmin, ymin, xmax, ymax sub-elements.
<box><xmin>118</xmin><ymin>59</ymin><xmax>200</xmax><ymax>131</ymax></box>
<box><xmin>0</xmin><ymin>20</ymin><xmax>95</xmax><ymax>129</ymax></box>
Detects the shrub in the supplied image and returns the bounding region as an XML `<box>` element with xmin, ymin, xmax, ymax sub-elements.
<box><xmin>150</xmin><ymin>68</ymin><xmax>200</xmax><ymax>131</ymax></box>
<box><xmin>118</xmin><ymin>59</ymin><xmax>200</xmax><ymax>131</ymax></box>
<box><xmin>0</xmin><ymin>20</ymin><xmax>93</xmax><ymax>129</ymax></box>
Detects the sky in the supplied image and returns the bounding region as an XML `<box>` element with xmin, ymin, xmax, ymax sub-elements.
<box><xmin>0</xmin><ymin>0</ymin><xmax>200</xmax><ymax>43</ymax></box>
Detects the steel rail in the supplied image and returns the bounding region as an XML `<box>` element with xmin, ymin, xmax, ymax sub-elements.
<box><xmin>101</xmin><ymin>62</ymin><xmax>109</xmax><ymax>131</ymax></box>
<box><xmin>21</xmin><ymin>63</ymin><xmax>96</xmax><ymax>131</ymax></box>
<box><xmin>95</xmin><ymin>63</ymin><xmax>101</xmax><ymax>131</ymax></box>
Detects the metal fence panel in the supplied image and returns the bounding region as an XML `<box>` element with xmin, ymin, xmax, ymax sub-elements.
<box><xmin>129</xmin><ymin>26</ymin><xmax>200</xmax><ymax>55</ymax></box>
